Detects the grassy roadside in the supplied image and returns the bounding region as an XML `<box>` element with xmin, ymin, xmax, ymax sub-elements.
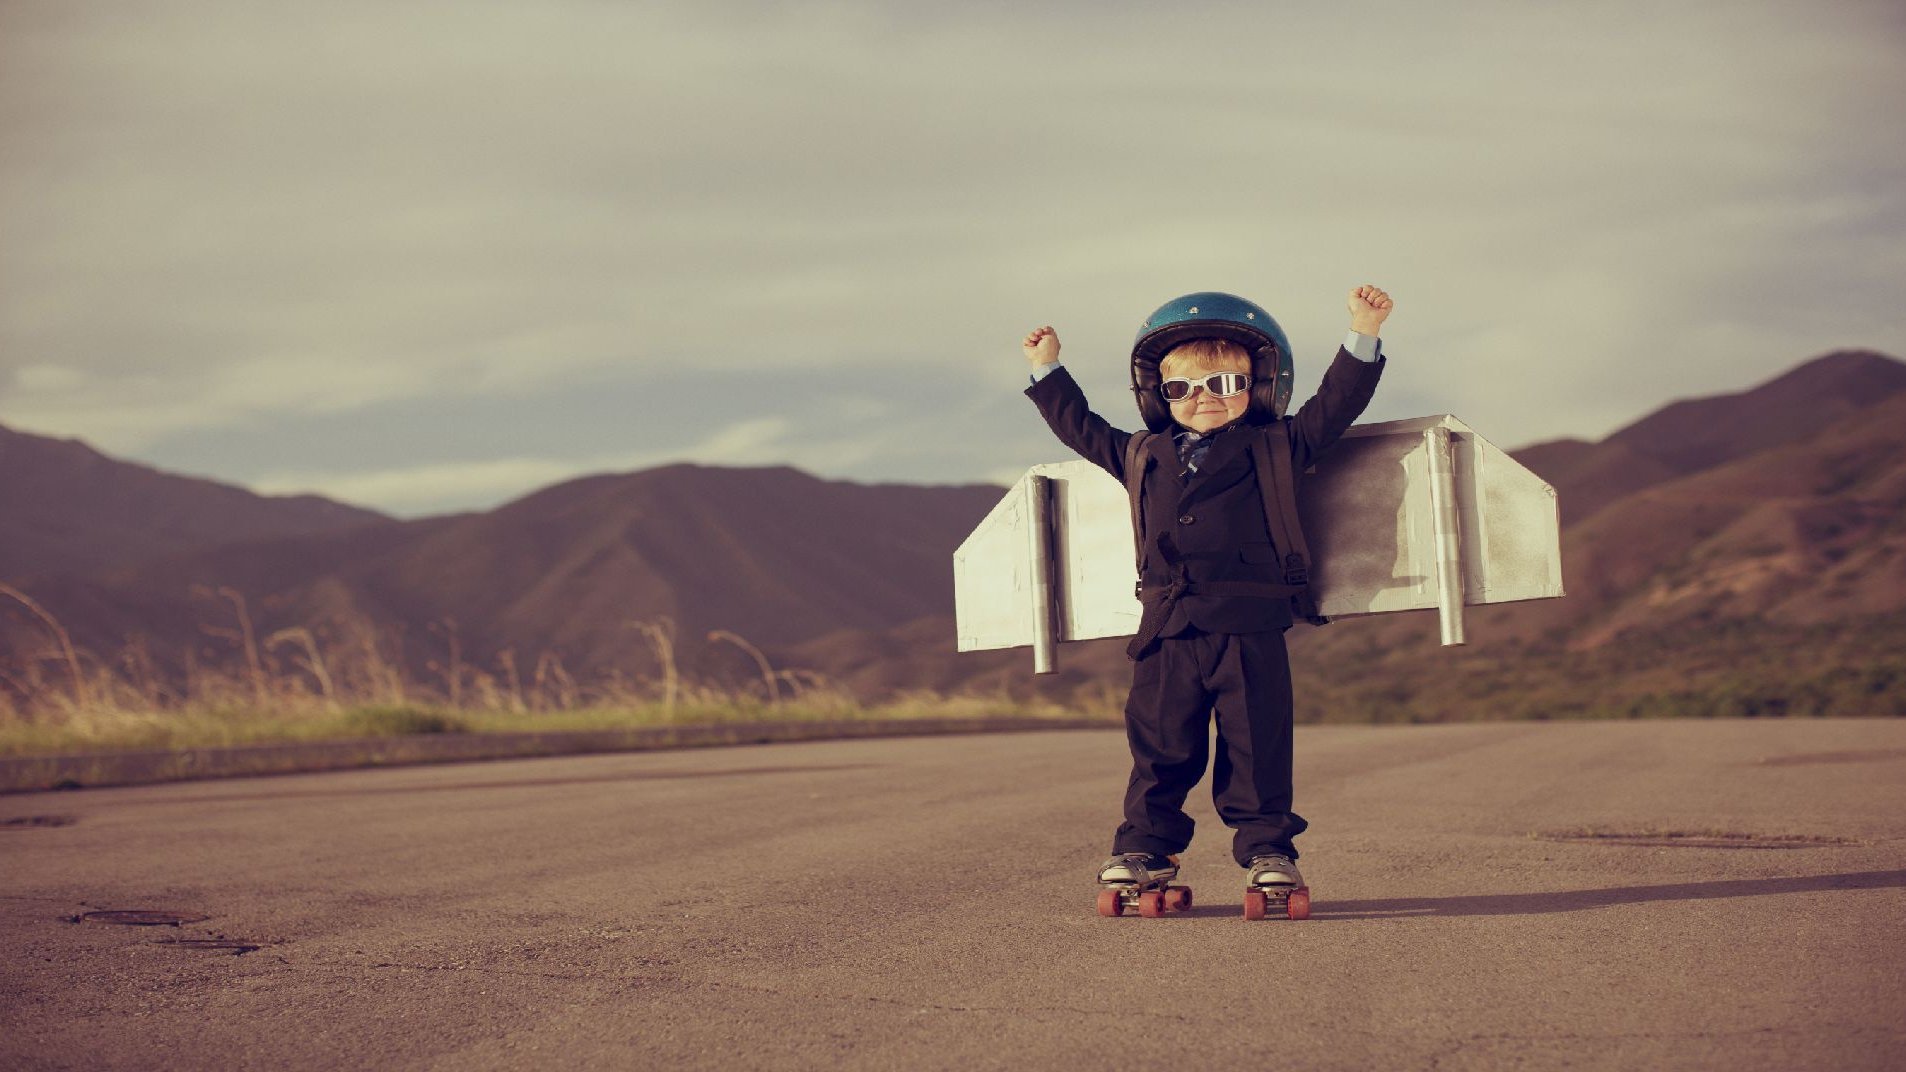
<box><xmin>5</xmin><ymin>602</ymin><xmax>1903</xmax><ymax>762</ymax></box>
<box><xmin>0</xmin><ymin>604</ymin><xmax>1124</xmax><ymax>760</ymax></box>
<box><xmin>1292</xmin><ymin>610</ymin><xmax>1906</xmax><ymax>724</ymax></box>
<box><xmin>0</xmin><ymin>693</ymin><xmax>1123</xmax><ymax>760</ymax></box>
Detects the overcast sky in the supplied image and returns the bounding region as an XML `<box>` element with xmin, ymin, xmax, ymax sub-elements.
<box><xmin>3</xmin><ymin>0</ymin><xmax>1903</xmax><ymax>518</ymax></box>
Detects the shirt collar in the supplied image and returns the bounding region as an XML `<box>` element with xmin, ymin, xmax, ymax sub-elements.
<box><xmin>1172</xmin><ymin>418</ymin><xmax>1251</xmax><ymax>443</ymax></box>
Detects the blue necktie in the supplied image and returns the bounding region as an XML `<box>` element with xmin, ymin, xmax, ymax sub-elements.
<box><xmin>1175</xmin><ymin>431</ymin><xmax>1211</xmax><ymax>474</ymax></box>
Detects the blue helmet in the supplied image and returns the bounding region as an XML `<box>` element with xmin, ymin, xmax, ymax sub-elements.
<box><xmin>1129</xmin><ymin>291</ymin><xmax>1295</xmax><ymax>432</ymax></box>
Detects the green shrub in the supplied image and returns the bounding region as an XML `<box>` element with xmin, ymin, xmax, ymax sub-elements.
<box><xmin>343</xmin><ymin>706</ymin><xmax>469</xmax><ymax>737</ymax></box>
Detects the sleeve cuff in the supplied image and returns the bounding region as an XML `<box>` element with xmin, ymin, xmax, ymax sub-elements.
<box><xmin>1029</xmin><ymin>360</ymin><xmax>1062</xmax><ymax>384</ymax></box>
<box><xmin>1344</xmin><ymin>331</ymin><xmax>1382</xmax><ymax>363</ymax></box>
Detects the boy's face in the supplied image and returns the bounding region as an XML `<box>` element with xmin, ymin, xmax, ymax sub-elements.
<box><xmin>1161</xmin><ymin>351</ymin><xmax>1252</xmax><ymax>434</ymax></box>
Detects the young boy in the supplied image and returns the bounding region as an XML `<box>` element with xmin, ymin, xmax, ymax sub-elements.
<box><xmin>1021</xmin><ymin>286</ymin><xmax>1392</xmax><ymax>905</ymax></box>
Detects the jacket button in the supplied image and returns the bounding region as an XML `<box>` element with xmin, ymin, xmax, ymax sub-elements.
<box><xmin>1178</xmin><ymin>514</ymin><xmax>1195</xmax><ymax>525</ymax></box>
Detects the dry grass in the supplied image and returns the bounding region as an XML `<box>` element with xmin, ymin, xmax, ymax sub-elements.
<box><xmin>0</xmin><ymin>590</ymin><xmax>1114</xmax><ymax>758</ymax></box>
<box><xmin>7</xmin><ymin>580</ymin><xmax>1897</xmax><ymax>758</ymax></box>
<box><xmin>1291</xmin><ymin>608</ymin><xmax>1906</xmax><ymax>724</ymax></box>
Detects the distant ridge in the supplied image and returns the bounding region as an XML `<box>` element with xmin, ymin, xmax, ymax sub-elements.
<box><xmin>3</xmin><ymin>347</ymin><xmax>1904</xmax><ymax>712</ymax></box>
<box><xmin>4</xmin><ymin>459</ymin><xmax>1004</xmax><ymax>691</ymax></box>
<box><xmin>1278</xmin><ymin>348</ymin><xmax>1906</xmax><ymax>720</ymax></box>
<box><xmin>0</xmin><ymin>423</ymin><xmax>392</xmax><ymax>583</ymax></box>
<box><xmin>1512</xmin><ymin>349</ymin><xmax>1906</xmax><ymax>524</ymax></box>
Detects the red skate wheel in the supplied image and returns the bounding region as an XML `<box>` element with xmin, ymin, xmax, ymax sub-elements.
<box><xmin>1165</xmin><ymin>886</ymin><xmax>1192</xmax><ymax>912</ymax></box>
<box><xmin>1138</xmin><ymin>890</ymin><xmax>1166</xmax><ymax>918</ymax></box>
<box><xmin>1287</xmin><ymin>888</ymin><xmax>1311</xmax><ymax>921</ymax></box>
<box><xmin>1243</xmin><ymin>890</ymin><xmax>1268</xmax><ymax>921</ymax></box>
<box><xmin>1096</xmin><ymin>889</ymin><xmax>1124</xmax><ymax>917</ymax></box>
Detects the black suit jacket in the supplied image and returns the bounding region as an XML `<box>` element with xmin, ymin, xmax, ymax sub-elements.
<box><xmin>1026</xmin><ymin>347</ymin><xmax>1384</xmax><ymax>637</ymax></box>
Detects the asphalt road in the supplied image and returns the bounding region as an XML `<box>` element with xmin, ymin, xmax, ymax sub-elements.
<box><xmin>3</xmin><ymin>719</ymin><xmax>1903</xmax><ymax>1071</ymax></box>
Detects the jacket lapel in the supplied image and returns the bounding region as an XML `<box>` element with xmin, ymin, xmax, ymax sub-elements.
<box><xmin>1175</xmin><ymin>423</ymin><xmax>1257</xmax><ymax>507</ymax></box>
<box><xmin>1148</xmin><ymin>432</ymin><xmax>1179</xmax><ymax>480</ymax></box>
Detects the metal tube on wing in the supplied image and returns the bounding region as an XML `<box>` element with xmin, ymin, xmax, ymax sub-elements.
<box><xmin>1027</xmin><ymin>475</ymin><xmax>1058</xmax><ymax>673</ymax></box>
<box><xmin>1424</xmin><ymin>424</ymin><xmax>1467</xmax><ymax>646</ymax></box>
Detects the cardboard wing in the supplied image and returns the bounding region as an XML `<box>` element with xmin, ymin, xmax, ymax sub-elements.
<box><xmin>954</xmin><ymin>415</ymin><xmax>1562</xmax><ymax>672</ymax></box>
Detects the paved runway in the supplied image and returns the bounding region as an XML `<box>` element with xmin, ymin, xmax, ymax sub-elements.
<box><xmin>3</xmin><ymin>719</ymin><xmax>1904</xmax><ymax>1071</ymax></box>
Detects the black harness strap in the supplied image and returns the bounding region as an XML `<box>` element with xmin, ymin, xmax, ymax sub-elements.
<box><xmin>1250</xmin><ymin>421</ymin><xmax>1327</xmax><ymax>624</ymax></box>
<box><xmin>1117</xmin><ymin>425</ymin><xmax>1324</xmax><ymax>657</ymax></box>
<box><xmin>1124</xmin><ymin>531</ymin><xmax>1304</xmax><ymax>658</ymax></box>
<box><xmin>1121</xmin><ymin>432</ymin><xmax>1155</xmax><ymax>592</ymax></box>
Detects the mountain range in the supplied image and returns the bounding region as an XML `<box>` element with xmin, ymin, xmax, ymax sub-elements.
<box><xmin>3</xmin><ymin>348</ymin><xmax>1904</xmax><ymax>715</ymax></box>
<box><xmin>0</xmin><ymin>423</ymin><xmax>389</xmax><ymax>580</ymax></box>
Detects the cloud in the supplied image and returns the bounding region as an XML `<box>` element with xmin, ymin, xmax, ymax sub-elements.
<box><xmin>2</xmin><ymin>0</ymin><xmax>1903</xmax><ymax>513</ymax></box>
<box><xmin>253</xmin><ymin>456</ymin><xmax>595</xmax><ymax>518</ymax></box>
<box><xmin>250</xmin><ymin>415</ymin><xmax>803</xmax><ymax>515</ymax></box>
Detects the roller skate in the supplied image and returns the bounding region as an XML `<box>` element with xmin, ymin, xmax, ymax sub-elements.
<box><xmin>1095</xmin><ymin>852</ymin><xmax>1193</xmax><ymax>917</ymax></box>
<box><xmin>1242</xmin><ymin>854</ymin><xmax>1311</xmax><ymax>921</ymax></box>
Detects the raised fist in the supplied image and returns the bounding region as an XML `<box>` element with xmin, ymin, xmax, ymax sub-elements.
<box><xmin>1023</xmin><ymin>325</ymin><xmax>1060</xmax><ymax>366</ymax></box>
<box><xmin>1347</xmin><ymin>285</ymin><xmax>1394</xmax><ymax>335</ymax></box>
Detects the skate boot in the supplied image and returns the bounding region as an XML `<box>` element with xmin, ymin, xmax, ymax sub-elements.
<box><xmin>1242</xmin><ymin>853</ymin><xmax>1311</xmax><ymax>921</ymax></box>
<box><xmin>1095</xmin><ymin>853</ymin><xmax>1193</xmax><ymax>918</ymax></box>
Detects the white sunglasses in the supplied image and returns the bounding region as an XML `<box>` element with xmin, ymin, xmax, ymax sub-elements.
<box><xmin>1160</xmin><ymin>370</ymin><xmax>1252</xmax><ymax>402</ymax></box>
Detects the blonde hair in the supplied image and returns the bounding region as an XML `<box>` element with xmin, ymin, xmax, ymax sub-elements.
<box><xmin>1160</xmin><ymin>338</ymin><xmax>1252</xmax><ymax>377</ymax></box>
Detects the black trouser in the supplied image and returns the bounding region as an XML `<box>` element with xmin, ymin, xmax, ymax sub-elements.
<box><xmin>1113</xmin><ymin>625</ymin><xmax>1307</xmax><ymax>867</ymax></box>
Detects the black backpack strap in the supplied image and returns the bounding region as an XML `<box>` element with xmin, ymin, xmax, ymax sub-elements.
<box><xmin>1251</xmin><ymin>421</ymin><xmax>1329</xmax><ymax>625</ymax></box>
<box><xmin>1121</xmin><ymin>432</ymin><xmax>1155</xmax><ymax>590</ymax></box>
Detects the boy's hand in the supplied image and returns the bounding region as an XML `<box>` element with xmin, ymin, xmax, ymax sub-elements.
<box><xmin>1023</xmin><ymin>325</ymin><xmax>1060</xmax><ymax>366</ymax></box>
<box><xmin>1347</xmin><ymin>285</ymin><xmax>1394</xmax><ymax>335</ymax></box>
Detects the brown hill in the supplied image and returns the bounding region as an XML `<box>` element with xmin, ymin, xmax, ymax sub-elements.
<box><xmin>1306</xmin><ymin>383</ymin><xmax>1906</xmax><ymax>643</ymax></box>
<box><xmin>811</xmin><ymin>347</ymin><xmax>1906</xmax><ymax>701</ymax></box>
<box><xmin>301</xmin><ymin>463</ymin><xmax>1007</xmax><ymax>678</ymax></box>
<box><xmin>5</xmin><ymin>348</ymin><xmax>1904</xmax><ymax>716</ymax></box>
<box><xmin>743</xmin><ymin>350</ymin><xmax>1906</xmax><ymax>702</ymax></box>
<box><xmin>2</xmin><ymin>463</ymin><xmax>1004</xmax><ymax>696</ymax></box>
<box><xmin>1525</xmin><ymin>389</ymin><xmax>1906</xmax><ymax>645</ymax></box>
<box><xmin>0</xmin><ymin>423</ymin><xmax>391</xmax><ymax>583</ymax></box>
<box><xmin>1278</xmin><ymin>355</ymin><xmax>1906</xmax><ymax>722</ymax></box>
<box><xmin>1512</xmin><ymin>349</ymin><xmax>1906</xmax><ymax>524</ymax></box>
